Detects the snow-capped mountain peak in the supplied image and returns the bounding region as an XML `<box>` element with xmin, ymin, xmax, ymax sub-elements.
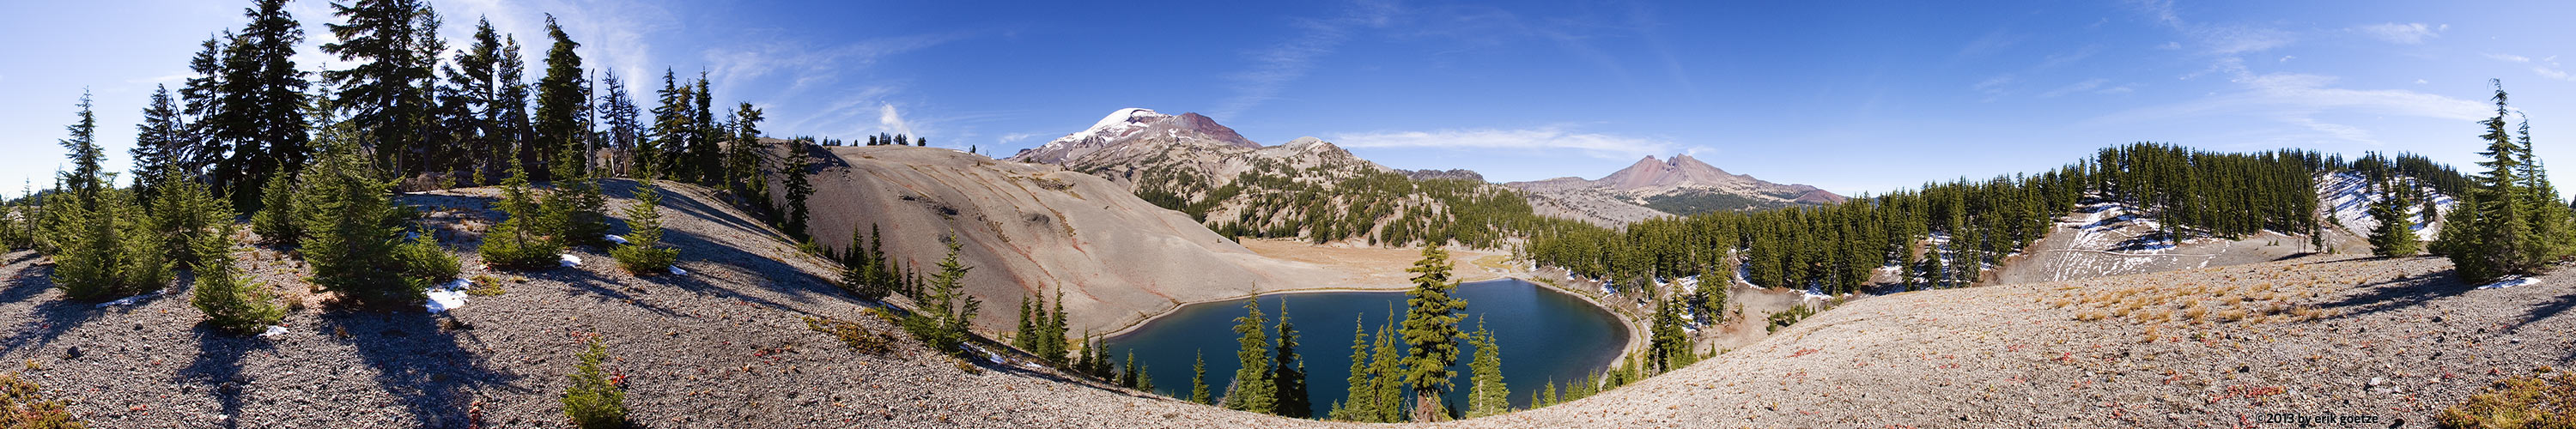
<box><xmin>1008</xmin><ymin>108</ymin><xmax>1260</xmax><ymax>164</ymax></box>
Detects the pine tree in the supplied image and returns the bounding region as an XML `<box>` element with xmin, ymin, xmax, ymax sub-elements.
<box><xmin>690</xmin><ymin>77</ymin><xmax>720</xmax><ymax>184</ymax></box>
<box><xmin>726</xmin><ymin>103</ymin><xmax>768</xmax><ymax>202</ymax></box>
<box><xmin>562</xmin><ymin>335</ymin><xmax>628</xmax><ymax>428</ymax></box>
<box><xmin>1014</xmin><ymin>295</ymin><xmax>1036</xmax><ymax>352</ymax></box>
<box><xmin>547</xmin><ymin>144</ymin><xmax>610</xmax><ymax>247</ymax></box>
<box><xmin>1465</xmin><ymin>317</ymin><xmax>1509</xmax><ymax>418</ymax></box>
<box><xmin>609</xmin><ymin>179</ymin><xmax>678</xmax><ymax>274</ymax></box>
<box><xmin>598</xmin><ymin>70</ymin><xmax>642</xmax><ymax>178</ymax></box>
<box><xmin>301</xmin><ymin>135</ymin><xmax>450</xmax><ymax>307</ymax></box>
<box><xmin>647</xmin><ymin>69</ymin><xmax>692</xmax><ymax>180</ymax></box>
<box><xmin>190</xmin><ymin>219</ymin><xmax>282</xmax><ymax>335</ymax></box>
<box><xmin>781</xmin><ymin>141</ymin><xmax>815</xmax><ymax>240</ymax></box>
<box><xmin>496</xmin><ymin>36</ymin><xmax>535</xmax><ymax>178</ymax></box>
<box><xmin>2450</xmin><ymin>81</ymin><xmax>2544</xmax><ymax>282</ymax></box>
<box><xmin>144</xmin><ymin>167</ymin><xmax>226</xmax><ymax>268</ymax></box>
<box><xmin>1649</xmin><ymin>296</ymin><xmax>1691</xmax><ymax>373</ymax></box>
<box><xmin>2367</xmin><ymin>179</ymin><xmax>2422</xmax><ymax>257</ymax></box>
<box><xmin>46</xmin><ymin>94</ymin><xmax>169</xmax><ymax>301</ymax></box>
<box><xmin>208</xmin><ymin>0</ymin><xmax>312</xmax><ymax>209</ymax></box>
<box><xmin>480</xmin><ymin>163</ymin><xmax>561</xmax><ymax>269</ymax></box>
<box><xmin>1222</xmin><ymin>299</ymin><xmax>1276</xmax><ymax>414</ymax></box>
<box><xmin>1271</xmin><ymin>299</ymin><xmax>1310</xmax><ymax>418</ymax></box>
<box><xmin>251</xmin><ymin>172</ymin><xmax>301</xmax><ymax>244</ymax></box>
<box><xmin>323</xmin><ymin>0</ymin><xmax>440</xmax><ymax>177</ymax></box>
<box><xmin>1191</xmin><ymin>349</ymin><xmax>1212</xmax><ymax>404</ymax></box>
<box><xmin>1045</xmin><ymin>286</ymin><xmax>1068</xmax><ymax>362</ymax></box>
<box><xmin>447</xmin><ymin>17</ymin><xmax>504</xmax><ymax>184</ymax></box>
<box><xmin>532</xmin><ymin>14</ymin><xmax>586</xmax><ymax>181</ymax></box>
<box><xmin>1400</xmin><ymin>245</ymin><xmax>1467</xmax><ymax>421</ymax></box>
<box><xmin>1121</xmin><ymin>351</ymin><xmax>1139</xmax><ymax>389</ymax></box>
<box><xmin>1333</xmin><ymin>314</ymin><xmax>1373</xmax><ymax>421</ymax></box>
<box><xmin>1367</xmin><ymin>319</ymin><xmax>1406</xmax><ymax>421</ymax></box>
<box><xmin>902</xmin><ymin>234</ymin><xmax>980</xmax><ymax>357</ymax></box>
<box><xmin>1539</xmin><ymin>379</ymin><xmax>1558</xmax><ymax>408</ymax></box>
<box><xmin>131</xmin><ymin>85</ymin><xmax>188</xmax><ymax>201</ymax></box>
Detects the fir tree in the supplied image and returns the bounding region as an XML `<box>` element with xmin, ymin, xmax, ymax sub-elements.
<box><xmin>781</xmin><ymin>141</ymin><xmax>815</xmax><ymax>240</ymax></box>
<box><xmin>609</xmin><ymin>179</ymin><xmax>678</xmax><ymax>274</ymax></box>
<box><xmin>1222</xmin><ymin>299</ymin><xmax>1276</xmax><ymax>414</ymax></box>
<box><xmin>190</xmin><ymin>220</ymin><xmax>282</xmax><ymax>335</ymax></box>
<box><xmin>131</xmin><ymin>85</ymin><xmax>188</xmax><ymax>200</ymax></box>
<box><xmin>1271</xmin><ymin>299</ymin><xmax>1310</xmax><ymax>418</ymax></box>
<box><xmin>647</xmin><ymin>69</ymin><xmax>692</xmax><ymax>180</ymax></box>
<box><xmin>447</xmin><ymin>17</ymin><xmax>505</xmax><ymax>184</ymax></box>
<box><xmin>208</xmin><ymin>0</ymin><xmax>312</xmax><ymax>209</ymax></box>
<box><xmin>547</xmin><ymin>143</ymin><xmax>610</xmax><ymax>247</ymax></box>
<box><xmin>598</xmin><ymin>70</ymin><xmax>643</xmax><ymax>178</ymax></box>
<box><xmin>1539</xmin><ymin>379</ymin><xmax>1558</xmax><ymax>408</ymax></box>
<box><xmin>1465</xmin><ymin>318</ymin><xmax>1509</xmax><ymax>418</ymax></box>
<box><xmin>1400</xmin><ymin>245</ymin><xmax>1467</xmax><ymax>421</ymax></box>
<box><xmin>144</xmin><ymin>167</ymin><xmax>227</xmax><ymax>267</ymax></box>
<box><xmin>496</xmin><ymin>36</ymin><xmax>535</xmax><ymax>178</ymax></box>
<box><xmin>251</xmin><ymin>172</ymin><xmax>301</xmax><ymax>244</ymax></box>
<box><xmin>532</xmin><ymin>15</ymin><xmax>586</xmax><ymax>181</ymax></box>
<box><xmin>1367</xmin><ymin>319</ymin><xmax>1406</xmax><ymax>421</ymax></box>
<box><xmin>1649</xmin><ymin>296</ymin><xmax>1692</xmax><ymax>373</ymax></box>
<box><xmin>1191</xmin><ymin>349</ymin><xmax>1212</xmax><ymax>404</ymax></box>
<box><xmin>902</xmin><ymin>234</ymin><xmax>980</xmax><ymax>358</ymax></box>
<box><xmin>322</xmin><ymin>0</ymin><xmax>440</xmax><ymax>177</ymax></box>
<box><xmin>562</xmin><ymin>335</ymin><xmax>627</xmax><ymax>428</ymax></box>
<box><xmin>479</xmin><ymin>163</ymin><xmax>561</xmax><ymax>269</ymax></box>
<box><xmin>301</xmin><ymin>135</ymin><xmax>451</xmax><ymax>307</ymax></box>
<box><xmin>1333</xmin><ymin>314</ymin><xmax>1374</xmax><ymax>421</ymax></box>
<box><xmin>726</xmin><ymin>103</ymin><xmax>767</xmax><ymax>202</ymax></box>
<box><xmin>2366</xmin><ymin>179</ymin><xmax>2422</xmax><ymax>257</ymax></box>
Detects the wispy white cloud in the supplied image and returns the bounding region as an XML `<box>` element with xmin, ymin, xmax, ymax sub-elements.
<box><xmin>1954</xmin><ymin>29</ymin><xmax>2025</xmax><ymax>59</ymax></box>
<box><xmin>1212</xmin><ymin>0</ymin><xmax>1400</xmax><ymax>120</ymax></box>
<box><xmin>1329</xmin><ymin>126</ymin><xmax>1677</xmax><ymax>160</ymax></box>
<box><xmin>877</xmin><ymin>103</ymin><xmax>912</xmax><ymax>137</ymax></box>
<box><xmin>2037</xmin><ymin>45</ymin><xmax>2102</xmax><ymax>68</ymax></box>
<box><xmin>1971</xmin><ymin>74</ymin><xmax>2016</xmax><ymax>100</ymax></box>
<box><xmin>2086</xmin><ymin>72</ymin><xmax>2488</xmax><ymax>144</ymax></box>
<box><xmin>997</xmin><ymin>132</ymin><xmax>1040</xmax><ymax>144</ymax></box>
<box><xmin>2038</xmin><ymin>78</ymin><xmax>2111</xmax><ymax>98</ymax></box>
<box><xmin>2482</xmin><ymin>53</ymin><xmax>2574</xmax><ymax>82</ymax></box>
<box><xmin>2353</xmin><ymin>22</ymin><xmax>2440</xmax><ymax>45</ymax></box>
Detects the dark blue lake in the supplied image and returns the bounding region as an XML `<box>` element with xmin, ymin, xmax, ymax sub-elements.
<box><xmin>1101</xmin><ymin>278</ymin><xmax>1628</xmax><ymax>417</ymax></box>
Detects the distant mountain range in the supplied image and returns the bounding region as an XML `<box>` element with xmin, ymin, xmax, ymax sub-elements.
<box><xmin>1007</xmin><ymin>108</ymin><xmax>1844</xmax><ymax>233</ymax></box>
<box><xmin>1507</xmin><ymin>154</ymin><xmax>1845</xmax><ymax>224</ymax></box>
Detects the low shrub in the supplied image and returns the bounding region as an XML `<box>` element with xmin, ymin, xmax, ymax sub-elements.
<box><xmin>805</xmin><ymin>317</ymin><xmax>894</xmax><ymax>355</ymax></box>
<box><xmin>0</xmin><ymin>372</ymin><xmax>83</xmax><ymax>428</ymax></box>
<box><xmin>561</xmin><ymin>335</ymin><xmax>626</xmax><ymax>429</ymax></box>
<box><xmin>2438</xmin><ymin>367</ymin><xmax>2576</xmax><ymax>429</ymax></box>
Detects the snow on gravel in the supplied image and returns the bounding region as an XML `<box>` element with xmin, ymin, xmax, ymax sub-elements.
<box><xmin>2478</xmin><ymin>276</ymin><xmax>2540</xmax><ymax>289</ymax></box>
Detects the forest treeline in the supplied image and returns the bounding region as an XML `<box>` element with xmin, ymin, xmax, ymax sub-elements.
<box><xmin>1520</xmin><ymin>142</ymin><xmax>2494</xmax><ymax>318</ymax></box>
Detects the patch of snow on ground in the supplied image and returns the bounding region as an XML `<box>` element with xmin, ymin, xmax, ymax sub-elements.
<box><xmin>2478</xmin><ymin>277</ymin><xmax>2540</xmax><ymax>290</ymax></box>
<box><xmin>669</xmin><ymin>266</ymin><xmax>688</xmax><ymax>275</ymax></box>
<box><xmin>97</xmin><ymin>292</ymin><xmax>156</xmax><ymax>308</ymax></box>
<box><xmin>2321</xmin><ymin>172</ymin><xmax>2455</xmax><ymax>239</ymax></box>
<box><xmin>258</xmin><ymin>325</ymin><xmax>289</xmax><ymax>337</ymax></box>
<box><xmin>427</xmin><ymin>278</ymin><xmax>473</xmax><ymax>312</ymax></box>
<box><xmin>605</xmin><ymin>234</ymin><xmax>630</xmax><ymax>245</ymax></box>
<box><xmin>559</xmin><ymin>254</ymin><xmax>583</xmax><ymax>267</ymax></box>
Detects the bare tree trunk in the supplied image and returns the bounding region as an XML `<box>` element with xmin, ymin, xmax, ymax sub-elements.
<box><xmin>1411</xmin><ymin>390</ymin><xmax>1443</xmax><ymax>422</ymax></box>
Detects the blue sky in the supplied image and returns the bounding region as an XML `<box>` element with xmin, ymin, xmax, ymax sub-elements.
<box><xmin>5</xmin><ymin>0</ymin><xmax>2574</xmax><ymax>197</ymax></box>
